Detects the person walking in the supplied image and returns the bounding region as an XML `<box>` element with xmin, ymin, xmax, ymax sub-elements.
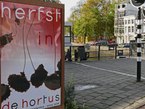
<box><xmin>74</xmin><ymin>49</ymin><xmax>78</xmax><ymax>61</ymax></box>
<box><xmin>65</xmin><ymin>49</ymin><xmax>71</xmax><ymax>61</ymax></box>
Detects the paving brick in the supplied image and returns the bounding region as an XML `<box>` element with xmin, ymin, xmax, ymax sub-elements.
<box><xmin>103</xmin><ymin>100</ymin><xmax>116</xmax><ymax>105</ymax></box>
<box><xmin>109</xmin><ymin>104</ymin><xmax>123</xmax><ymax>109</ymax></box>
<box><xmin>95</xmin><ymin>103</ymin><xmax>110</xmax><ymax>109</ymax></box>
<box><xmin>65</xmin><ymin>59</ymin><xmax>145</xmax><ymax>109</ymax></box>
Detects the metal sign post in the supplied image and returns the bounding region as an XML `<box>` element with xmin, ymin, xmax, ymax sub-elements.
<box><xmin>136</xmin><ymin>7</ymin><xmax>142</xmax><ymax>82</ymax></box>
<box><xmin>130</xmin><ymin>0</ymin><xmax>145</xmax><ymax>82</ymax></box>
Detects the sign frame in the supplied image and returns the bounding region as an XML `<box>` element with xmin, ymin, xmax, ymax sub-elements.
<box><xmin>0</xmin><ymin>0</ymin><xmax>64</xmax><ymax>109</ymax></box>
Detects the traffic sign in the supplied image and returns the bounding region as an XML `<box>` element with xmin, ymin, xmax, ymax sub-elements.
<box><xmin>130</xmin><ymin>0</ymin><xmax>145</xmax><ymax>7</ymax></box>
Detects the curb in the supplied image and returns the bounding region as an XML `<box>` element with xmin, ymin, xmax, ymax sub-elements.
<box><xmin>124</xmin><ymin>97</ymin><xmax>145</xmax><ymax>109</ymax></box>
<box><xmin>129</xmin><ymin>57</ymin><xmax>145</xmax><ymax>60</ymax></box>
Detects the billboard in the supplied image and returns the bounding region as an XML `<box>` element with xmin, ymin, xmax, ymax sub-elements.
<box><xmin>0</xmin><ymin>0</ymin><xmax>64</xmax><ymax>109</ymax></box>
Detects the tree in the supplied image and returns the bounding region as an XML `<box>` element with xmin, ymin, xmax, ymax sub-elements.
<box><xmin>68</xmin><ymin>0</ymin><xmax>115</xmax><ymax>42</ymax></box>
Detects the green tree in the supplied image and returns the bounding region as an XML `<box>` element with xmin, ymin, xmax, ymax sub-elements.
<box><xmin>68</xmin><ymin>0</ymin><xmax>115</xmax><ymax>42</ymax></box>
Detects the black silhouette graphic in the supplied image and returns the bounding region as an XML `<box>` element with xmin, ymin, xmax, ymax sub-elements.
<box><xmin>44</xmin><ymin>73</ymin><xmax>60</xmax><ymax>90</ymax></box>
<box><xmin>8</xmin><ymin>72</ymin><xmax>30</xmax><ymax>92</ymax></box>
<box><xmin>1</xmin><ymin>84</ymin><xmax>11</xmax><ymax>102</ymax></box>
<box><xmin>1</xmin><ymin>60</ymin><xmax>61</xmax><ymax>103</ymax></box>
<box><xmin>31</xmin><ymin>64</ymin><xmax>48</xmax><ymax>88</ymax></box>
<box><xmin>0</xmin><ymin>33</ymin><xmax>13</xmax><ymax>47</ymax></box>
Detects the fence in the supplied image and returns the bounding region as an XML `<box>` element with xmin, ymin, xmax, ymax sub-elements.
<box><xmin>65</xmin><ymin>43</ymin><xmax>145</xmax><ymax>61</ymax></box>
<box><xmin>89</xmin><ymin>45</ymin><xmax>130</xmax><ymax>60</ymax></box>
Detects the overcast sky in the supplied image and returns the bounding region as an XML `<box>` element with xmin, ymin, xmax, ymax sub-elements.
<box><xmin>60</xmin><ymin>0</ymin><xmax>79</xmax><ymax>21</ymax></box>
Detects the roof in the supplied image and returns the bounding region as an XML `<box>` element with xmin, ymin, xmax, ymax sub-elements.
<box><xmin>125</xmin><ymin>4</ymin><xmax>138</xmax><ymax>16</ymax></box>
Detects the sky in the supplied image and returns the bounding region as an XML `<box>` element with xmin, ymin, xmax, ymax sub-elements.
<box><xmin>60</xmin><ymin>0</ymin><xmax>79</xmax><ymax>21</ymax></box>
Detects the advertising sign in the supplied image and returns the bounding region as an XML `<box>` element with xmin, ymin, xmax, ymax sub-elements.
<box><xmin>0</xmin><ymin>0</ymin><xmax>64</xmax><ymax>109</ymax></box>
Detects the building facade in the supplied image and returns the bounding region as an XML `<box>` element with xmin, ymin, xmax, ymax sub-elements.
<box><xmin>114</xmin><ymin>3</ymin><xmax>127</xmax><ymax>44</ymax></box>
<box><xmin>124</xmin><ymin>15</ymin><xmax>136</xmax><ymax>43</ymax></box>
<box><xmin>114</xmin><ymin>1</ymin><xmax>145</xmax><ymax>44</ymax></box>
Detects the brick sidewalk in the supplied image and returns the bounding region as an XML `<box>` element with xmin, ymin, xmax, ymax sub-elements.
<box><xmin>65</xmin><ymin>58</ymin><xmax>145</xmax><ymax>109</ymax></box>
<box><xmin>138</xmin><ymin>105</ymin><xmax>145</xmax><ymax>109</ymax></box>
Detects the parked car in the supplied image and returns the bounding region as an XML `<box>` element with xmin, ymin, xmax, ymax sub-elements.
<box><xmin>108</xmin><ymin>40</ymin><xmax>117</xmax><ymax>45</ymax></box>
<box><xmin>123</xmin><ymin>43</ymin><xmax>130</xmax><ymax>48</ymax></box>
<box><xmin>107</xmin><ymin>41</ymin><xmax>118</xmax><ymax>50</ymax></box>
<box><xmin>96</xmin><ymin>40</ymin><xmax>108</xmax><ymax>46</ymax></box>
<box><xmin>96</xmin><ymin>40</ymin><xmax>118</xmax><ymax>47</ymax></box>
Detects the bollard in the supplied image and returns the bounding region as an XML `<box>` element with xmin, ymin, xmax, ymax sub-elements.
<box><xmin>137</xmin><ymin>7</ymin><xmax>142</xmax><ymax>82</ymax></box>
<box><xmin>115</xmin><ymin>45</ymin><xmax>117</xmax><ymax>59</ymax></box>
<box><xmin>98</xmin><ymin>45</ymin><xmax>100</xmax><ymax>60</ymax></box>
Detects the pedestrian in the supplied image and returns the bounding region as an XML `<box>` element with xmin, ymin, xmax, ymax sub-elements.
<box><xmin>65</xmin><ymin>49</ymin><xmax>71</xmax><ymax>61</ymax></box>
<box><xmin>74</xmin><ymin>49</ymin><xmax>78</xmax><ymax>61</ymax></box>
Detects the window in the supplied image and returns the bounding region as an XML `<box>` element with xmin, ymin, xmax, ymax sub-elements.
<box><xmin>125</xmin><ymin>26</ymin><xmax>127</xmax><ymax>33</ymax></box>
<box><xmin>132</xmin><ymin>19</ymin><xmax>134</xmax><ymax>24</ymax></box>
<box><xmin>115</xmin><ymin>20</ymin><xmax>118</xmax><ymax>25</ymax></box>
<box><xmin>122</xmin><ymin>28</ymin><xmax>124</xmax><ymax>34</ymax></box>
<box><xmin>128</xmin><ymin>26</ymin><xmax>130</xmax><ymax>32</ymax></box>
<box><xmin>124</xmin><ymin>10</ymin><xmax>126</xmax><ymax>16</ymax></box>
<box><xmin>128</xmin><ymin>20</ymin><xmax>130</xmax><ymax>24</ymax></box>
<box><xmin>115</xmin><ymin>28</ymin><xmax>118</xmax><ymax>33</ymax></box>
<box><xmin>122</xmin><ymin>4</ymin><xmax>125</xmax><ymax>8</ymax></box>
<box><xmin>143</xmin><ymin>25</ymin><xmax>145</xmax><ymax>33</ymax></box>
<box><xmin>118</xmin><ymin>4</ymin><xmax>126</xmax><ymax>9</ymax></box>
<box><xmin>122</xmin><ymin>20</ymin><xmax>124</xmax><ymax>25</ymax></box>
<box><xmin>125</xmin><ymin>20</ymin><xmax>127</xmax><ymax>24</ymax></box>
<box><xmin>132</xmin><ymin>26</ymin><xmax>134</xmax><ymax>32</ymax></box>
<box><xmin>119</xmin><ymin>29</ymin><xmax>122</xmax><ymax>33</ymax></box>
<box><xmin>120</xmin><ymin>20</ymin><xmax>123</xmax><ymax>25</ymax></box>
